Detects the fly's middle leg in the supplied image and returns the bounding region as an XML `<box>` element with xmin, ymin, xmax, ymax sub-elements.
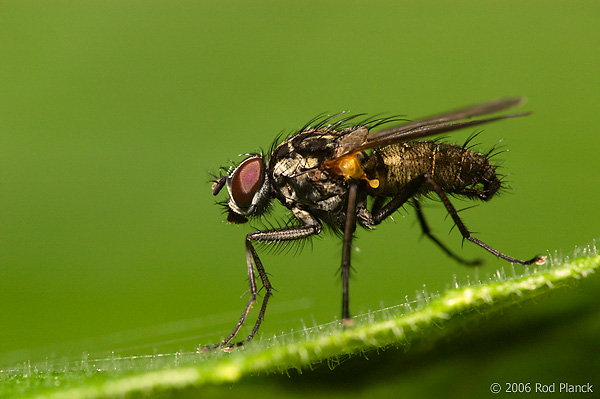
<box><xmin>341</xmin><ymin>183</ymin><xmax>358</xmax><ymax>324</ymax></box>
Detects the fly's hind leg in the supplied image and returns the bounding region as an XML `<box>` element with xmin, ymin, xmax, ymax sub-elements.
<box><xmin>422</xmin><ymin>175</ymin><xmax>545</xmax><ymax>266</ymax></box>
<box><xmin>412</xmin><ymin>198</ymin><xmax>483</xmax><ymax>266</ymax></box>
<box><xmin>361</xmin><ymin>174</ymin><xmax>544</xmax><ymax>266</ymax></box>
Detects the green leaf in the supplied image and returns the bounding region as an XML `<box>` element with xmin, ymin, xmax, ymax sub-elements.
<box><xmin>3</xmin><ymin>251</ymin><xmax>599</xmax><ymax>399</ymax></box>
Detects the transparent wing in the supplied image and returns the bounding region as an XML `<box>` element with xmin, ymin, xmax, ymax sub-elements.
<box><xmin>348</xmin><ymin>97</ymin><xmax>529</xmax><ymax>154</ymax></box>
<box><xmin>368</xmin><ymin>97</ymin><xmax>525</xmax><ymax>140</ymax></box>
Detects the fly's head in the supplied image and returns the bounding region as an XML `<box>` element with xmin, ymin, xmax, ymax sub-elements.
<box><xmin>212</xmin><ymin>155</ymin><xmax>271</xmax><ymax>224</ymax></box>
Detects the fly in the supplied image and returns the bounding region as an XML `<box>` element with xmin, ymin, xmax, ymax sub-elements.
<box><xmin>206</xmin><ymin>97</ymin><xmax>546</xmax><ymax>351</ymax></box>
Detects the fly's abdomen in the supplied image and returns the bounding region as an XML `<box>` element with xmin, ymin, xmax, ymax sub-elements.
<box><xmin>363</xmin><ymin>141</ymin><xmax>501</xmax><ymax>201</ymax></box>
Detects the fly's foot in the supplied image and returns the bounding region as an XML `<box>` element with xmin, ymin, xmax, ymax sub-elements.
<box><xmin>341</xmin><ymin>317</ymin><xmax>355</xmax><ymax>328</ymax></box>
<box><xmin>198</xmin><ymin>341</ymin><xmax>244</xmax><ymax>353</ymax></box>
<box><xmin>533</xmin><ymin>255</ymin><xmax>548</xmax><ymax>265</ymax></box>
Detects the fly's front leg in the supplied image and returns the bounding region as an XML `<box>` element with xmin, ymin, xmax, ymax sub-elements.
<box><xmin>207</xmin><ymin>237</ymin><xmax>261</xmax><ymax>352</ymax></box>
<box><xmin>205</xmin><ymin>208</ymin><xmax>322</xmax><ymax>351</ymax></box>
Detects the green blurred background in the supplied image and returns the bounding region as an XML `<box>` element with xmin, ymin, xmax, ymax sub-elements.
<box><xmin>1</xmin><ymin>0</ymin><xmax>599</xmax><ymax>392</ymax></box>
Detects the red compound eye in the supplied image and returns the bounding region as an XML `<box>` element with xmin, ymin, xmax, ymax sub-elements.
<box><xmin>230</xmin><ymin>156</ymin><xmax>264</xmax><ymax>208</ymax></box>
